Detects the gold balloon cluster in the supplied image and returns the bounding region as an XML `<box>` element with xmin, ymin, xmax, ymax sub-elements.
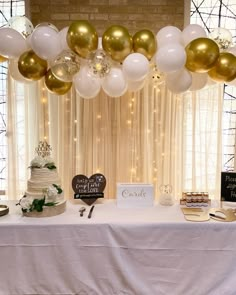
<box><xmin>185</xmin><ymin>37</ymin><xmax>236</xmax><ymax>83</ymax></box>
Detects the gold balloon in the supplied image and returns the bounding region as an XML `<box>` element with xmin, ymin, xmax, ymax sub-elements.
<box><xmin>45</xmin><ymin>69</ymin><xmax>72</xmax><ymax>95</ymax></box>
<box><xmin>18</xmin><ymin>50</ymin><xmax>47</xmax><ymax>80</ymax></box>
<box><xmin>185</xmin><ymin>38</ymin><xmax>220</xmax><ymax>73</ymax></box>
<box><xmin>102</xmin><ymin>25</ymin><xmax>133</xmax><ymax>62</ymax></box>
<box><xmin>133</xmin><ymin>29</ymin><xmax>157</xmax><ymax>60</ymax></box>
<box><xmin>67</xmin><ymin>20</ymin><xmax>98</xmax><ymax>58</ymax></box>
<box><xmin>208</xmin><ymin>52</ymin><xmax>236</xmax><ymax>82</ymax></box>
<box><xmin>0</xmin><ymin>55</ymin><xmax>7</xmax><ymax>63</ymax></box>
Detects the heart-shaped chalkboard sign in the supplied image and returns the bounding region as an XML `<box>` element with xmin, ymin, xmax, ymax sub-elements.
<box><xmin>72</xmin><ymin>173</ymin><xmax>106</xmax><ymax>205</ymax></box>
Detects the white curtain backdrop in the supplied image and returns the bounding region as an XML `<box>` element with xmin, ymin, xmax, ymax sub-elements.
<box><xmin>6</xmin><ymin>75</ymin><xmax>223</xmax><ymax>201</ymax></box>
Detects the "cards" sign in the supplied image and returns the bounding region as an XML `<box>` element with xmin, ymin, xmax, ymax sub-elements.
<box><xmin>117</xmin><ymin>183</ymin><xmax>154</xmax><ymax>208</ymax></box>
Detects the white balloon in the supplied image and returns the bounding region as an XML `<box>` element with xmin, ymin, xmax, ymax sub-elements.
<box><xmin>73</xmin><ymin>66</ymin><xmax>101</xmax><ymax>99</ymax></box>
<box><xmin>127</xmin><ymin>78</ymin><xmax>146</xmax><ymax>92</ymax></box>
<box><xmin>182</xmin><ymin>24</ymin><xmax>207</xmax><ymax>46</ymax></box>
<box><xmin>0</xmin><ymin>28</ymin><xmax>27</xmax><ymax>59</ymax></box>
<box><xmin>166</xmin><ymin>69</ymin><xmax>192</xmax><ymax>93</ymax></box>
<box><xmin>58</xmin><ymin>26</ymin><xmax>70</xmax><ymax>51</ymax></box>
<box><xmin>102</xmin><ymin>67</ymin><xmax>127</xmax><ymax>97</ymax></box>
<box><xmin>36</xmin><ymin>22</ymin><xmax>59</xmax><ymax>32</ymax></box>
<box><xmin>155</xmin><ymin>43</ymin><xmax>186</xmax><ymax>73</ymax></box>
<box><xmin>8</xmin><ymin>59</ymin><xmax>34</xmax><ymax>84</ymax></box>
<box><xmin>122</xmin><ymin>53</ymin><xmax>149</xmax><ymax>81</ymax></box>
<box><xmin>156</xmin><ymin>26</ymin><xmax>182</xmax><ymax>48</ymax></box>
<box><xmin>189</xmin><ymin>73</ymin><xmax>208</xmax><ymax>91</ymax></box>
<box><xmin>30</xmin><ymin>26</ymin><xmax>61</xmax><ymax>60</ymax></box>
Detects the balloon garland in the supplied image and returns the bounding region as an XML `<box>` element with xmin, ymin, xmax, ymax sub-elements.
<box><xmin>1</xmin><ymin>16</ymin><xmax>236</xmax><ymax>97</ymax></box>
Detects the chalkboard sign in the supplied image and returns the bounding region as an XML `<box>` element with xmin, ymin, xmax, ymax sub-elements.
<box><xmin>221</xmin><ymin>172</ymin><xmax>236</xmax><ymax>202</ymax></box>
<box><xmin>72</xmin><ymin>173</ymin><xmax>106</xmax><ymax>205</ymax></box>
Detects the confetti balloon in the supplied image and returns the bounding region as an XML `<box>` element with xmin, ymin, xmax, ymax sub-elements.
<box><xmin>51</xmin><ymin>50</ymin><xmax>80</xmax><ymax>82</ymax></box>
<box><xmin>88</xmin><ymin>49</ymin><xmax>112</xmax><ymax>78</ymax></box>
<box><xmin>209</xmin><ymin>27</ymin><xmax>232</xmax><ymax>50</ymax></box>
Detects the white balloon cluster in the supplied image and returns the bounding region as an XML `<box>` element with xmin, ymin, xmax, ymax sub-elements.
<box><xmin>0</xmin><ymin>16</ymin><xmax>235</xmax><ymax>98</ymax></box>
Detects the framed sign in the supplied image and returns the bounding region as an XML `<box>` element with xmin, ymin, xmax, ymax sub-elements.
<box><xmin>221</xmin><ymin>172</ymin><xmax>236</xmax><ymax>202</ymax></box>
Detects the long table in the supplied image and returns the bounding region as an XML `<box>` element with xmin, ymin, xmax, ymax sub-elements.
<box><xmin>0</xmin><ymin>200</ymin><xmax>236</xmax><ymax>295</ymax></box>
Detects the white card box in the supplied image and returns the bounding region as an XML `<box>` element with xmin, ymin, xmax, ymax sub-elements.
<box><xmin>116</xmin><ymin>183</ymin><xmax>154</xmax><ymax>208</ymax></box>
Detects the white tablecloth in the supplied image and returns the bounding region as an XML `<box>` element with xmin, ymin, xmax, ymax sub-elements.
<box><xmin>0</xmin><ymin>200</ymin><xmax>236</xmax><ymax>295</ymax></box>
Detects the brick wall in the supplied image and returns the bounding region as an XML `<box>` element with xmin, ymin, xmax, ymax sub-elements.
<box><xmin>27</xmin><ymin>0</ymin><xmax>185</xmax><ymax>35</ymax></box>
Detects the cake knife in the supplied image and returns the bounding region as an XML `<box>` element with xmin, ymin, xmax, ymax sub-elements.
<box><xmin>88</xmin><ymin>205</ymin><xmax>95</xmax><ymax>219</ymax></box>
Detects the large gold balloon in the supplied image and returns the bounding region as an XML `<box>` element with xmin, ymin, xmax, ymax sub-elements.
<box><xmin>67</xmin><ymin>20</ymin><xmax>98</xmax><ymax>58</ymax></box>
<box><xmin>185</xmin><ymin>38</ymin><xmax>220</xmax><ymax>73</ymax></box>
<box><xmin>208</xmin><ymin>52</ymin><xmax>236</xmax><ymax>82</ymax></box>
<box><xmin>45</xmin><ymin>69</ymin><xmax>72</xmax><ymax>95</ymax></box>
<box><xmin>18</xmin><ymin>50</ymin><xmax>47</xmax><ymax>80</ymax></box>
<box><xmin>102</xmin><ymin>25</ymin><xmax>133</xmax><ymax>62</ymax></box>
<box><xmin>133</xmin><ymin>29</ymin><xmax>157</xmax><ymax>60</ymax></box>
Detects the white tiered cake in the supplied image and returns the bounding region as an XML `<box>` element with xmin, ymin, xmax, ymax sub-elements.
<box><xmin>19</xmin><ymin>142</ymin><xmax>66</xmax><ymax>217</ymax></box>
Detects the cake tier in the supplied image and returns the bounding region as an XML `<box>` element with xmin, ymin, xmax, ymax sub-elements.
<box><xmin>23</xmin><ymin>200</ymin><xmax>66</xmax><ymax>218</ymax></box>
<box><xmin>27</xmin><ymin>167</ymin><xmax>61</xmax><ymax>195</ymax></box>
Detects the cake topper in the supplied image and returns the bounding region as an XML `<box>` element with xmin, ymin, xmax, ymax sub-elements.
<box><xmin>35</xmin><ymin>141</ymin><xmax>52</xmax><ymax>158</ymax></box>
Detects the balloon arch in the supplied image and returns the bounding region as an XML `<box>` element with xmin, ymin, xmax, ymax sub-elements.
<box><xmin>1</xmin><ymin>16</ymin><xmax>236</xmax><ymax>97</ymax></box>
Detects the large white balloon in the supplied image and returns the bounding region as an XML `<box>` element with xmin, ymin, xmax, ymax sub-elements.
<box><xmin>166</xmin><ymin>69</ymin><xmax>192</xmax><ymax>93</ymax></box>
<box><xmin>189</xmin><ymin>73</ymin><xmax>208</xmax><ymax>91</ymax></box>
<box><xmin>30</xmin><ymin>26</ymin><xmax>61</xmax><ymax>60</ymax></box>
<box><xmin>127</xmin><ymin>78</ymin><xmax>146</xmax><ymax>92</ymax></box>
<box><xmin>102</xmin><ymin>67</ymin><xmax>127</xmax><ymax>97</ymax></box>
<box><xmin>156</xmin><ymin>26</ymin><xmax>182</xmax><ymax>48</ymax></box>
<box><xmin>58</xmin><ymin>26</ymin><xmax>70</xmax><ymax>51</ymax></box>
<box><xmin>155</xmin><ymin>43</ymin><xmax>186</xmax><ymax>73</ymax></box>
<box><xmin>122</xmin><ymin>53</ymin><xmax>149</xmax><ymax>81</ymax></box>
<box><xmin>73</xmin><ymin>66</ymin><xmax>101</xmax><ymax>99</ymax></box>
<box><xmin>182</xmin><ymin>24</ymin><xmax>207</xmax><ymax>46</ymax></box>
<box><xmin>0</xmin><ymin>28</ymin><xmax>27</xmax><ymax>58</ymax></box>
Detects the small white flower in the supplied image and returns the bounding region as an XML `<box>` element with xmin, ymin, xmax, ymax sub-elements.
<box><xmin>46</xmin><ymin>185</ymin><xmax>58</xmax><ymax>201</ymax></box>
<box><xmin>20</xmin><ymin>196</ymin><xmax>32</xmax><ymax>210</ymax></box>
<box><xmin>30</xmin><ymin>156</ymin><xmax>45</xmax><ymax>168</ymax></box>
<box><xmin>43</xmin><ymin>156</ymin><xmax>54</xmax><ymax>165</ymax></box>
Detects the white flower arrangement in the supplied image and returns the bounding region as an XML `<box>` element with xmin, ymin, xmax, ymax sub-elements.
<box><xmin>29</xmin><ymin>156</ymin><xmax>56</xmax><ymax>170</ymax></box>
<box><xmin>17</xmin><ymin>184</ymin><xmax>63</xmax><ymax>213</ymax></box>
